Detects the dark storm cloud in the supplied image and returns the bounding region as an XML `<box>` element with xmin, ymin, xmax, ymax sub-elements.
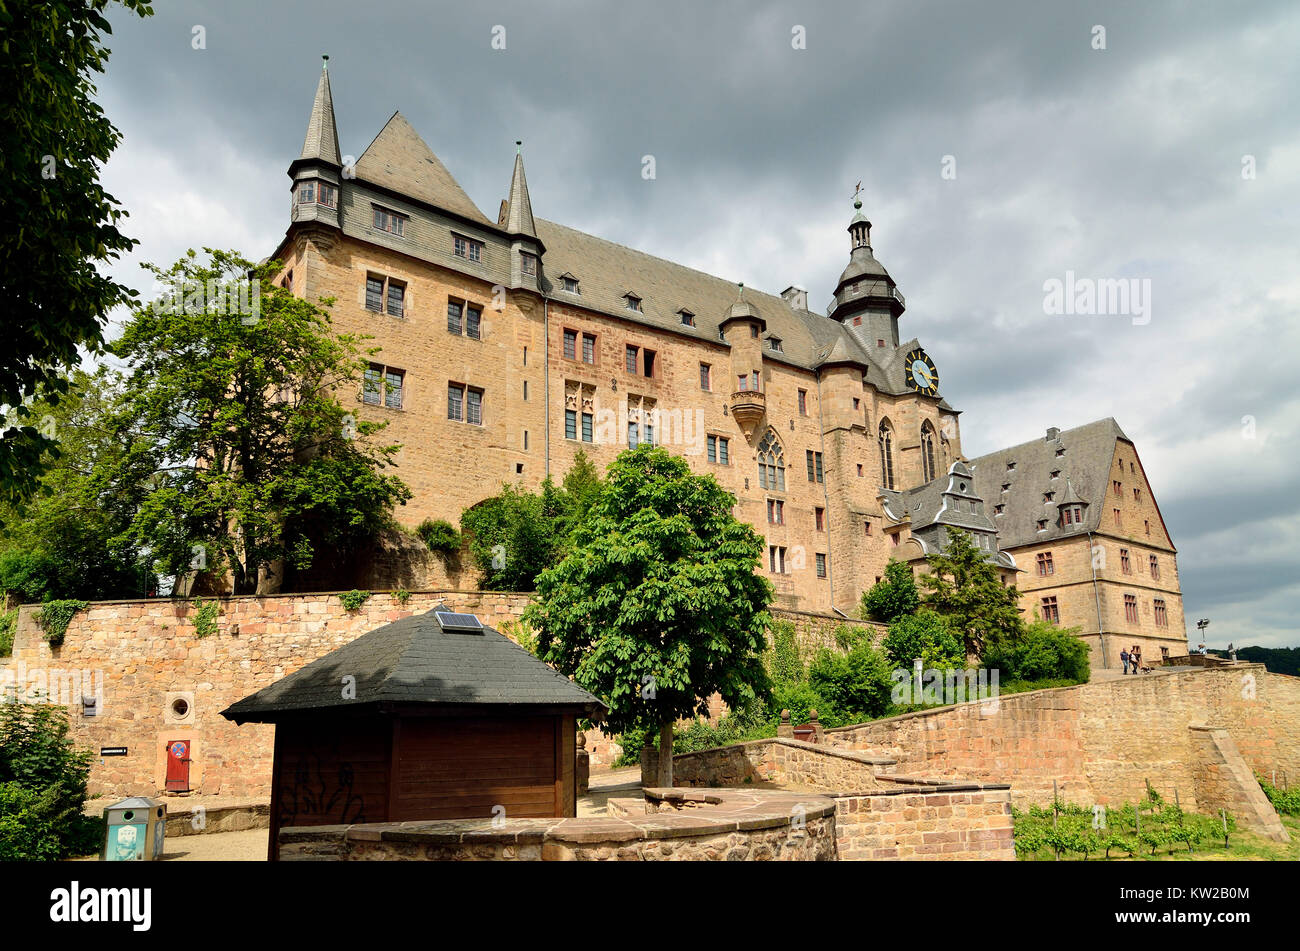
<box><xmin>94</xmin><ymin>0</ymin><xmax>1300</xmax><ymax>647</ymax></box>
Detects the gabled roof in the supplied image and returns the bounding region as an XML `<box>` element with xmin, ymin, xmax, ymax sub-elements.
<box><xmin>299</xmin><ymin>60</ymin><xmax>341</xmax><ymax>167</ymax></box>
<box><xmin>220</xmin><ymin>607</ymin><xmax>605</xmax><ymax>722</ymax></box>
<box><xmin>354</xmin><ymin>112</ymin><xmax>493</xmax><ymax>226</ymax></box>
<box><xmin>969</xmin><ymin>418</ymin><xmax>1129</xmax><ymax>549</ymax></box>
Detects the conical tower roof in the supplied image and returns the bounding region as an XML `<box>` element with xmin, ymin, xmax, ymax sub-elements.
<box><xmin>504</xmin><ymin>143</ymin><xmax>538</xmax><ymax>238</ymax></box>
<box><xmin>299</xmin><ymin>56</ymin><xmax>341</xmax><ymax>167</ymax></box>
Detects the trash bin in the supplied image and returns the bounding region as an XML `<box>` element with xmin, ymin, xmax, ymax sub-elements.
<box><xmin>102</xmin><ymin>797</ymin><xmax>166</xmax><ymax>861</ymax></box>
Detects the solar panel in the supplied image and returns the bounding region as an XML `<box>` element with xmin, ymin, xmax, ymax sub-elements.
<box><xmin>435</xmin><ymin>611</ymin><xmax>484</xmax><ymax>633</ymax></box>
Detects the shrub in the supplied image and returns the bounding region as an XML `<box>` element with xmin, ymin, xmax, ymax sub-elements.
<box><xmin>35</xmin><ymin>599</ymin><xmax>88</xmax><ymax>647</ymax></box>
<box><xmin>883</xmin><ymin>610</ymin><xmax>965</xmax><ymax>670</ymax></box>
<box><xmin>0</xmin><ymin>700</ymin><xmax>98</xmax><ymax>860</ymax></box>
<box><xmin>416</xmin><ymin>518</ymin><xmax>461</xmax><ymax>556</ymax></box>
<box><xmin>808</xmin><ymin>641</ymin><xmax>893</xmax><ymax>724</ymax></box>
<box><xmin>190</xmin><ymin>598</ymin><xmax>218</xmax><ymax>639</ymax></box>
<box><xmin>984</xmin><ymin>620</ymin><xmax>1091</xmax><ymax>683</ymax></box>
<box><xmin>392</xmin><ymin>588</ymin><xmax>411</xmax><ymax>605</ymax></box>
<box><xmin>860</xmin><ymin>559</ymin><xmax>919</xmax><ymax>623</ymax></box>
<box><xmin>0</xmin><ymin>608</ymin><xmax>16</xmax><ymax>657</ymax></box>
<box><xmin>338</xmin><ymin>589</ymin><xmax>371</xmax><ymax>612</ymax></box>
<box><xmin>1258</xmin><ymin>776</ymin><xmax>1300</xmax><ymax>817</ymax></box>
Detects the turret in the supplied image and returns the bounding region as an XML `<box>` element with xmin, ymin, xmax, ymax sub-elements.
<box><xmin>828</xmin><ymin>198</ymin><xmax>905</xmax><ymax>353</ymax></box>
<box><xmin>288</xmin><ymin>56</ymin><xmax>343</xmax><ymax>231</ymax></box>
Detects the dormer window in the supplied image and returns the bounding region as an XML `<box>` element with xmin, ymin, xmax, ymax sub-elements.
<box><xmin>1055</xmin><ymin>447</ymin><xmax>1066</xmax><ymax>457</ymax></box>
<box><xmin>623</xmin><ymin>293</ymin><xmax>642</xmax><ymax>312</ymax></box>
<box><xmin>1044</xmin><ymin>492</ymin><xmax>1054</xmax><ymax>502</ymax></box>
<box><xmin>679</xmin><ymin>310</ymin><xmax>695</xmax><ymax>327</ymax></box>
<box><xmin>994</xmin><ymin>504</ymin><xmax>1004</xmax><ymax>515</ymax></box>
<box><xmin>1037</xmin><ymin>519</ymin><xmax>1048</xmax><ymax>531</ymax></box>
<box><xmin>561</xmin><ymin>275</ymin><xmax>580</xmax><ymax>294</ymax></box>
<box><xmin>373</xmin><ymin>205</ymin><xmax>407</xmax><ymax>237</ymax></box>
<box><xmin>768</xmin><ymin>337</ymin><xmax>783</xmax><ymax>353</ymax></box>
<box><xmin>1007</xmin><ymin>462</ymin><xmax>1016</xmax><ymax>471</ymax></box>
<box><xmin>453</xmin><ymin>234</ymin><xmax>484</xmax><ymax>262</ymax></box>
<box><xmin>1050</xmin><ymin>469</ymin><xmax>1060</xmax><ymax>480</ymax></box>
<box><xmin>520</xmin><ymin>253</ymin><xmax>538</xmax><ymax>276</ymax></box>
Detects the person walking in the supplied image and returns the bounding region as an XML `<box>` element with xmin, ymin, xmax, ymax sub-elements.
<box><xmin>1120</xmin><ymin>646</ymin><xmax>1131</xmax><ymax>675</ymax></box>
<box><xmin>1132</xmin><ymin>645</ymin><xmax>1142</xmax><ymax>673</ymax></box>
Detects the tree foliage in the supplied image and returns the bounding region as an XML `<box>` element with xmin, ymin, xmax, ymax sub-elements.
<box><xmin>882</xmin><ymin>609</ymin><xmax>965</xmax><ymax>670</ymax></box>
<box><xmin>0</xmin><ymin>0</ymin><xmax>154</xmax><ymax>507</ymax></box>
<box><xmin>525</xmin><ymin>446</ymin><xmax>774</xmax><ymax>744</ymax></box>
<box><xmin>860</xmin><ymin>558</ymin><xmax>919</xmax><ymax>623</ymax></box>
<box><xmin>109</xmin><ymin>249</ymin><xmax>411</xmax><ymax>594</ymax></box>
<box><xmin>984</xmin><ymin>619</ymin><xmax>1091</xmax><ymax>682</ymax></box>
<box><xmin>919</xmin><ymin>528</ymin><xmax>1023</xmax><ymax>657</ymax></box>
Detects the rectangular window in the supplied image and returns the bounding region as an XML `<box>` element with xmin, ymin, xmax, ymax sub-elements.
<box><xmin>448</xmin><ymin>301</ymin><xmax>463</xmax><ymax>335</ymax></box>
<box><xmin>373</xmin><ymin>206</ymin><xmax>406</xmax><ymax>236</ymax></box>
<box><xmin>386</xmin><ymin>281</ymin><xmax>405</xmax><ymax>318</ymax></box>
<box><xmin>521</xmin><ymin>253</ymin><xmax>537</xmax><ymax>275</ymax></box>
<box><xmin>798</xmin><ymin>389</ymin><xmax>807</xmax><ymax>415</ymax></box>
<box><xmin>466</xmin><ymin>387</ymin><xmax>482</xmax><ymax>425</ymax></box>
<box><xmin>447</xmin><ymin>384</ymin><xmax>483</xmax><ymax>425</ymax></box>
<box><xmin>643</xmin><ymin>350</ymin><xmax>656</xmax><ymax>377</ymax></box>
<box><xmin>864</xmin><ymin>521</ymin><xmax>872</xmax><ymax>536</ymax></box>
<box><xmin>768</xmin><ymin>546</ymin><xmax>787</xmax><ymax>574</ymax></box>
<box><xmin>737</xmin><ymin>373</ymin><xmax>749</xmax><ymax>391</ymax></box>
<box><xmin>751</xmin><ymin>370</ymin><xmax>760</xmax><ymax>391</ymax></box>
<box><xmin>1144</xmin><ymin>520</ymin><xmax>1151</xmax><ymax>535</ymax></box>
<box><xmin>581</xmin><ymin>412</ymin><xmax>593</xmax><ymax>443</ymax></box>
<box><xmin>1113</xmin><ymin>508</ymin><xmax>1122</xmax><ymax>528</ymax></box>
<box><xmin>1149</xmin><ymin>555</ymin><xmax>1160</xmax><ymax>579</ymax></box>
<box><xmin>707</xmin><ymin>435</ymin><xmax>721</xmax><ymax>463</ymax></box>
<box><xmin>562</xmin><ymin>276</ymin><xmax>579</xmax><ymax>294</ymax></box>
<box><xmin>384</xmin><ymin>368</ymin><xmax>404</xmax><ymax>409</ymax></box>
<box><xmin>815</xmin><ymin>507</ymin><xmax>825</xmax><ymax>531</ymax></box>
<box><xmin>365</xmin><ymin>276</ymin><xmax>384</xmax><ymax>313</ymax></box>
<box><xmin>1037</xmin><ymin>552</ymin><xmax>1054</xmax><ymax>576</ymax></box>
<box><xmin>1041</xmin><ymin>597</ymin><xmax>1059</xmax><ymax>624</ymax></box>
<box><xmin>317</xmin><ymin>182</ymin><xmax>336</xmax><ymax>207</ymax></box>
<box><xmin>700</xmin><ymin>363</ymin><xmax>711</xmax><ymax>391</ymax></box>
<box><xmin>1154</xmin><ymin>599</ymin><xmax>1168</xmax><ymax>626</ymax></box>
<box><xmin>447</xmin><ymin>383</ymin><xmax>463</xmax><ymax>421</ymax></box>
<box><xmin>565</xmin><ymin>409</ymin><xmax>577</xmax><ymax>440</ymax></box>
<box><xmin>627</xmin><ymin>421</ymin><xmax>638</xmax><ymax>447</ymax></box>
<box><xmin>466</xmin><ymin>305</ymin><xmax>481</xmax><ymax>340</ymax></box>
<box><xmin>1124</xmin><ymin>594</ymin><xmax>1138</xmax><ymax>623</ymax></box>
<box><xmin>454</xmin><ymin>235</ymin><xmax>467</xmax><ymax>258</ymax></box>
<box><xmin>816</xmin><ymin>553</ymin><xmax>827</xmax><ymax>578</ymax></box>
<box><xmin>452</xmin><ymin>235</ymin><xmax>484</xmax><ymax>262</ymax></box>
<box><xmin>563</xmin><ymin>329</ymin><xmax>577</xmax><ymax>360</ymax></box>
<box><xmin>644</xmin><ymin>419</ymin><xmax>654</xmax><ymax>445</ymax></box>
<box><xmin>363</xmin><ymin>364</ymin><xmax>383</xmax><ymax>406</ymax></box>
<box><xmin>626</xmin><ymin>346</ymin><xmax>638</xmax><ymax>374</ymax></box>
<box><xmin>1121</xmin><ymin>548</ymin><xmax>1131</xmax><ymax>574</ymax></box>
<box><xmin>1113</xmin><ymin>480</ymin><xmax>1122</xmax><ymax>496</ymax></box>
<box><xmin>1133</xmin><ymin>487</ymin><xmax>1141</xmax><ymax>502</ymax></box>
<box><xmin>298</xmin><ymin>180</ymin><xmax>316</xmax><ymax>204</ymax></box>
<box><xmin>805</xmin><ymin>450</ymin><xmax>824</xmax><ymax>483</ymax></box>
<box><xmin>582</xmin><ymin>334</ymin><xmax>596</xmax><ymax>364</ymax></box>
<box><xmin>767</xmin><ymin>499</ymin><xmax>784</xmax><ymax>525</ymax></box>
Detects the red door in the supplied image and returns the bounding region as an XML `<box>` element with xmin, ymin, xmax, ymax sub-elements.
<box><xmin>165</xmin><ymin>739</ymin><xmax>191</xmax><ymax>792</ymax></box>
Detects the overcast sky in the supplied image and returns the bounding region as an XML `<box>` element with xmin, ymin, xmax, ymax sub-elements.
<box><xmin>93</xmin><ymin>0</ymin><xmax>1299</xmax><ymax>649</ymax></box>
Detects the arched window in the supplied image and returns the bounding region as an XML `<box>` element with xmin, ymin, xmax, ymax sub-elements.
<box><xmin>878</xmin><ymin>419</ymin><xmax>895</xmax><ymax>490</ymax></box>
<box><xmin>757</xmin><ymin>430</ymin><xmax>785</xmax><ymax>491</ymax></box>
<box><xmin>921</xmin><ymin>421</ymin><xmax>937</xmax><ymax>483</ymax></box>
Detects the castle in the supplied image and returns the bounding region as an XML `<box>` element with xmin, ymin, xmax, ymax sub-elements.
<box><xmin>271</xmin><ymin>60</ymin><xmax>1188</xmax><ymax>668</ymax></box>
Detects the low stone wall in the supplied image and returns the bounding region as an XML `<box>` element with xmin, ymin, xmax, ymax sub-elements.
<box><xmin>279</xmin><ymin>789</ymin><xmax>838</xmax><ymax>861</ymax></box>
<box><xmin>821</xmin><ymin>665</ymin><xmax>1299</xmax><ymax>838</ymax></box>
<box><xmin>659</xmin><ymin>738</ymin><xmax>896</xmax><ymax>791</ymax></box>
<box><xmin>833</xmin><ymin>784</ymin><xmax>1015</xmax><ymax>860</ymax></box>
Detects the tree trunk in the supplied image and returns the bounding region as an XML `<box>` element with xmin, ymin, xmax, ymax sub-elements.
<box><xmin>656</xmin><ymin>721</ymin><xmax>673</xmax><ymax>788</ymax></box>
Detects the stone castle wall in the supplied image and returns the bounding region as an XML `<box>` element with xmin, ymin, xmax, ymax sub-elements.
<box><xmin>0</xmin><ymin>591</ymin><xmax>879</xmax><ymax>797</ymax></box>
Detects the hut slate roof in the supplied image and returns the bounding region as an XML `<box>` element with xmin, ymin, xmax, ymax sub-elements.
<box><xmin>220</xmin><ymin>607</ymin><xmax>605</xmax><ymax>723</ymax></box>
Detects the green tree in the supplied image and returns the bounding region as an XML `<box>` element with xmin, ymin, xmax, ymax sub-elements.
<box><xmin>461</xmin><ymin>484</ymin><xmax>558</xmax><ymax>591</ymax></box>
<box><xmin>860</xmin><ymin>558</ymin><xmax>920</xmax><ymax>622</ymax></box>
<box><xmin>920</xmin><ymin>528</ymin><xmax>1023</xmax><ymax>657</ymax></box>
<box><xmin>808</xmin><ymin>641</ymin><xmax>894</xmax><ymax>723</ymax></box>
<box><xmin>984</xmin><ymin>619</ymin><xmax>1091</xmax><ymax>682</ymax></box>
<box><xmin>882</xmin><ymin>610</ymin><xmax>966</xmax><ymax>670</ymax></box>
<box><xmin>109</xmin><ymin>249</ymin><xmax>411</xmax><ymax>594</ymax></box>
<box><xmin>0</xmin><ymin>0</ymin><xmax>154</xmax><ymax>507</ymax></box>
<box><xmin>525</xmin><ymin>446</ymin><xmax>773</xmax><ymax>787</ymax></box>
<box><xmin>0</xmin><ymin>371</ymin><xmax>146</xmax><ymax>602</ymax></box>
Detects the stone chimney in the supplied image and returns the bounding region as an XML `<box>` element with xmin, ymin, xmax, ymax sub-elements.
<box><xmin>781</xmin><ymin>285</ymin><xmax>808</xmax><ymax>311</ymax></box>
<box><xmin>1046</xmin><ymin>427</ymin><xmax>1060</xmax><ymax>442</ymax></box>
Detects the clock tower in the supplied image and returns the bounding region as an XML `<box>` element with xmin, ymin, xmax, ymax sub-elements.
<box><xmin>827</xmin><ymin>197</ymin><xmax>906</xmax><ymax>354</ymax></box>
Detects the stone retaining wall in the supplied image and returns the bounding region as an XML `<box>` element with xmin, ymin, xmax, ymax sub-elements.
<box><xmin>659</xmin><ymin>737</ymin><xmax>897</xmax><ymax>791</ymax></box>
<box><xmin>833</xmin><ymin>785</ymin><xmax>1015</xmax><ymax>860</ymax></box>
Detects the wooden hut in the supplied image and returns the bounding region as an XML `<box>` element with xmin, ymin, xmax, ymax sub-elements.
<box><xmin>221</xmin><ymin>606</ymin><xmax>605</xmax><ymax>859</ymax></box>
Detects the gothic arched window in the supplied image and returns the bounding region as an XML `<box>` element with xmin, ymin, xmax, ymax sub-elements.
<box><xmin>921</xmin><ymin>421</ymin><xmax>937</xmax><ymax>483</ymax></box>
<box><xmin>757</xmin><ymin>430</ymin><xmax>785</xmax><ymax>492</ymax></box>
<box><xmin>878</xmin><ymin>419</ymin><xmax>895</xmax><ymax>490</ymax></box>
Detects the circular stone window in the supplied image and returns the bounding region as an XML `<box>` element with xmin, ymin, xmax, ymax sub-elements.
<box><xmin>170</xmin><ymin>697</ymin><xmax>190</xmax><ymax>719</ymax></box>
<box><xmin>960</xmin><ymin>482</ymin><xmax>968</xmax><ymax>491</ymax></box>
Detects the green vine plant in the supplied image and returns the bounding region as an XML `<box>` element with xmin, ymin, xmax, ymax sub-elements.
<box><xmin>339</xmin><ymin>590</ymin><xmax>371</xmax><ymax>612</ymax></box>
<box><xmin>36</xmin><ymin>600</ymin><xmax>89</xmax><ymax>648</ymax></box>
<box><xmin>191</xmin><ymin>598</ymin><xmax>219</xmax><ymax>639</ymax></box>
<box><xmin>392</xmin><ymin>589</ymin><xmax>412</xmax><ymax>606</ymax></box>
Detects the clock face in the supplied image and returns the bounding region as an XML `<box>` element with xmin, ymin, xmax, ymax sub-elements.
<box><xmin>904</xmin><ymin>348</ymin><xmax>939</xmax><ymax>396</ymax></box>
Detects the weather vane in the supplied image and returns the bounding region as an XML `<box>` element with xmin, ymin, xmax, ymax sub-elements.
<box><xmin>851</xmin><ymin>181</ymin><xmax>862</xmax><ymax>201</ymax></box>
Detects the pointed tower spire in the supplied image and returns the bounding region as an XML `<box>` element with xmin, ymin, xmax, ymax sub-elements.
<box><xmin>299</xmin><ymin>55</ymin><xmax>341</xmax><ymax>167</ymax></box>
<box><xmin>504</xmin><ymin>141</ymin><xmax>538</xmax><ymax>238</ymax></box>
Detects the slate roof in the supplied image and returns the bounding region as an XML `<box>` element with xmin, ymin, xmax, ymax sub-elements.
<box><xmin>880</xmin><ymin>461</ymin><xmax>1016</xmax><ymax>568</ymax></box>
<box><xmin>968</xmin><ymin>418</ymin><xmax>1129</xmax><ymax>550</ymax></box>
<box><xmin>220</xmin><ymin>607</ymin><xmax>605</xmax><ymax>723</ymax></box>
<box><xmin>283</xmin><ymin>81</ymin><xmax>953</xmax><ymax>405</ymax></box>
<box><xmin>298</xmin><ymin>60</ymin><xmax>341</xmax><ymax>167</ymax></box>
